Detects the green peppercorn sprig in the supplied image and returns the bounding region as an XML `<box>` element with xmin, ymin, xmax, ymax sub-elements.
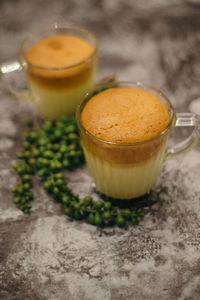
<box><xmin>11</xmin><ymin>115</ymin><xmax>146</xmax><ymax>228</ymax></box>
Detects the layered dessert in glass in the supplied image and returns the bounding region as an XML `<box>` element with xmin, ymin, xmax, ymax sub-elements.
<box><xmin>20</xmin><ymin>27</ymin><xmax>97</xmax><ymax>120</ymax></box>
<box><xmin>77</xmin><ymin>82</ymin><xmax>172</xmax><ymax>199</ymax></box>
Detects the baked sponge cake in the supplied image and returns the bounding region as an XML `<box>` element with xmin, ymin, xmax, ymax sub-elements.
<box><xmin>79</xmin><ymin>86</ymin><xmax>171</xmax><ymax>199</ymax></box>
<box><xmin>26</xmin><ymin>34</ymin><xmax>94</xmax><ymax>74</ymax></box>
<box><xmin>81</xmin><ymin>87</ymin><xmax>170</xmax><ymax>143</ymax></box>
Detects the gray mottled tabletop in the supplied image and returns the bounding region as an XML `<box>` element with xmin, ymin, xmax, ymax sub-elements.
<box><xmin>0</xmin><ymin>1</ymin><xmax>200</xmax><ymax>299</ymax></box>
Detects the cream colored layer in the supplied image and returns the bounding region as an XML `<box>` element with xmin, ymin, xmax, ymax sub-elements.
<box><xmin>83</xmin><ymin>146</ymin><xmax>166</xmax><ymax>199</ymax></box>
<box><xmin>28</xmin><ymin>74</ymin><xmax>94</xmax><ymax>120</ymax></box>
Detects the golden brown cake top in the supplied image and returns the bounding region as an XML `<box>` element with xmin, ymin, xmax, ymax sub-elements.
<box><xmin>25</xmin><ymin>34</ymin><xmax>95</xmax><ymax>68</ymax></box>
<box><xmin>81</xmin><ymin>87</ymin><xmax>170</xmax><ymax>143</ymax></box>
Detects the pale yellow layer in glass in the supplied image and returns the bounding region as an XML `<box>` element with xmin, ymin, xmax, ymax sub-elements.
<box><xmin>28</xmin><ymin>74</ymin><xmax>94</xmax><ymax>120</ymax></box>
<box><xmin>83</xmin><ymin>145</ymin><xmax>166</xmax><ymax>199</ymax></box>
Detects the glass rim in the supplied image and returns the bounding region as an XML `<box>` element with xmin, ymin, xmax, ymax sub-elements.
<box><xmin>77</xmin><ymin>81</ymin><xmax>176</xmax><ymax>147</ymax></box>
<box><xmin>19</xmin><ymin>25</ymin><xmax>98</xmax><ymax>71</ymax></box>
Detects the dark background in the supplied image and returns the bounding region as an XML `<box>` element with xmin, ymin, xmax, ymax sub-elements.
<box><xmin>0</xmin><ymin>1</ymin><xmax>200</xmax><ymax>299</ymax></box>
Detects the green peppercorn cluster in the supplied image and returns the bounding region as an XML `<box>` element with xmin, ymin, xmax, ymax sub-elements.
<box><xmin>11</xmin><ymin>115</ymin><xmax>145</xmax><ymax>227</ymax></box>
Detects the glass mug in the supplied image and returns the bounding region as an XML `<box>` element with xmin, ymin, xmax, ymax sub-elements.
<box><xmin>77</xmin><ymin>81</ymin><xmax>200</xmax><ymax>200</ymax></box>
<box><xmin>0</xmin><ymin>25</ymin><xmax>98</xmax><ymax>120</ymax></box>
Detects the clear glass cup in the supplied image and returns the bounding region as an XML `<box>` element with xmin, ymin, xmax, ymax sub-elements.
<box><xmin>0</xmin><ymin>25</ymin><xmax>98</xmax><ymax>120</ymax></box>
<box><xmin>77</xmin><ymin>81</ymin><xmax>200</xmax><ymax>200</ymax></box>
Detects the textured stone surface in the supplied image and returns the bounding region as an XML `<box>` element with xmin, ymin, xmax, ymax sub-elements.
<box><xmin>0</xmin><ymin>1</ymin><xmax>200</xmax><ymax>299</ymax></box>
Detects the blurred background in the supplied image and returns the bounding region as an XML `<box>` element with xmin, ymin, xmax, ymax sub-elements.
<box><xmin>0</xmin><ymin>0</ymin><xmax>200</xmax><ymax>112</ymax></box>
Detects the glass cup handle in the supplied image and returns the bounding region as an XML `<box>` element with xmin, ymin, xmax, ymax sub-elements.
<box><xmin>0</xmin><ymin>61</ymin><xmax>31</xmax><ymax>101</ymax></box>
<box><xmin>165</xmin><ymin>112</ymin><xmax>200</xmax><ymax>160</ymax></box>
<box><xmin>0</xmin><ymin>61</ymin><xmax>22</xmax><ymax>74</ymax></box>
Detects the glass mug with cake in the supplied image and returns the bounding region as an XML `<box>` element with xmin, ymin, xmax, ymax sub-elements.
<box><xmin>77</xmin><ymin>81</ymin><xmax>200</xmax><ymax>200</ymax></box>
<box><xmin>0</xmin><ymin>25</ymin><xmax>97</xmax><ymax>120</ymax></box>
